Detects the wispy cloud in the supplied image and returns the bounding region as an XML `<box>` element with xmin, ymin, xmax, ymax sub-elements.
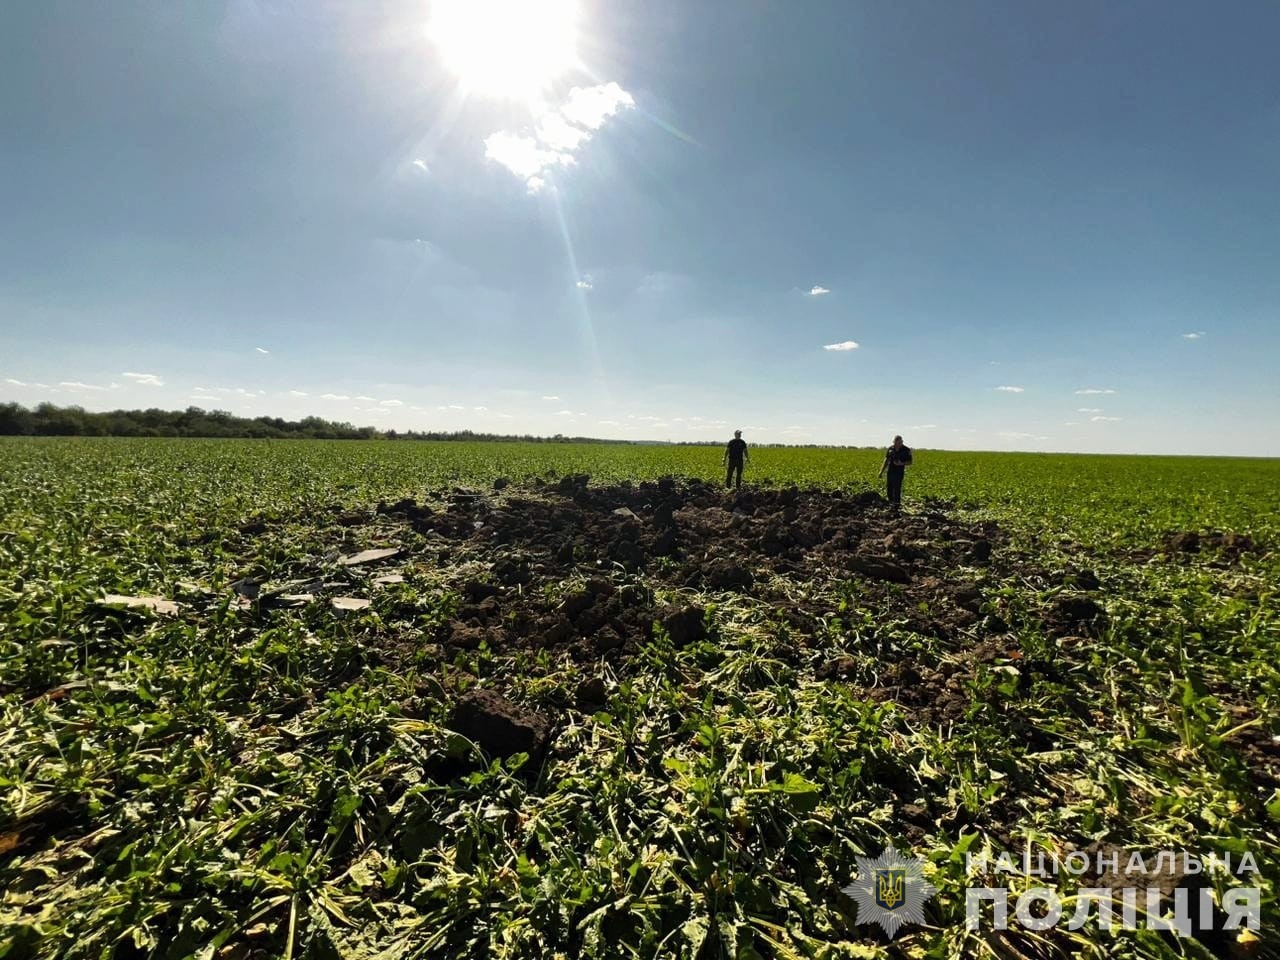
<box><xmin>4</xmin><ymin>378</ymin><xmax>26</xmax><ymax>386</ymax></box>
<box><xmin>823</xmin><ymin>340</ymin><xmax>859</xmax><ymax>351</ymax></box>
<box><xmin>255</xmin><ymin>347</ymin><xmax>270</xmax><ymax>355</ymax></box>
<box><xmin>288</xmin><ymin>390</ymin><xmax>309</xmax><ymax>397</ymax></box>
<box><xmin>575</xmin><ymin>277</ymin><xmax>593</xmax><ymax>290</ymax></box>
<box><xmin>321</xmin><ymin>393</ymin><xmax>350</xmax><ymax>401</ymax></box>
<box><xmin>412</xmin><ymin>158</ymin><xmax>429</xmax><ymax>173</ymax></box>
<box><xmin>541</xmin><ymin>395</ymin><xmax>560</xmax><ymax>401</ymax></box>
<box><xmin>379</xmin><ymin>399</ymin><xmax>404</xmax><ymax>407</ymax></box>
<box><xmin>205</xmin><ymin>386</ymin><xmax>265</xmax><ymax>397</ymax></box>
<box><xmin>1077</xmin><ymin>407</ymin><xmax>1103</xmax><ymax>413</ymax></box>
<box><xmin>994</xmin><ymin>385</ymin><xmax>1024</xmax><ymax>393</ymax></box>
<box><xmin>909</xmin><ymin>424</ymin><xmax>938</xmax><ymax>430</ymax></box>
<box><xmin>1182</xmin><ymin>331</ymin><xmax>1206</xmax><ymax>340</ymax></box>
<box><xmin>1075</xmin><ymin>388</ymin><xmax>1116</xmax><ymax>395</ymax></box>
<box><xmin>807</xmin><ymin>285</ymin><xmax>830</xmax><ymax>296</ymax></box>
<box><xmin>485</xmin><ymin>82</ymin><xmax>635</xmax><ymax>192</ymax></box>
<box><xmin>122</xmin><ymin>372</ymin><xmax>163</xmax><ymax>387</ymax></box>
<box><xmin>998</xmin><ymin>430</ymin><xmax>1051</xmax><ymax>441</ymax></box>
<box><xmin>1091</xmin><ymin>415</ymin><xmax>1123</xmax><ymax>422</ymax></box>
<box><xmin>59</xmin><ymin>381</ymin><xmax>111</xmax><ymax>391</ymax></box>
<box><xmin>635</xmin><ymin>271</ymin><xmax>686</xmax><ymax>296</ymax></box>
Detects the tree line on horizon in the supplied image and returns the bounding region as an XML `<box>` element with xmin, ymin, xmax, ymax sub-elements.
<box><xmin>0</xmin><ymin>401</ymin><xmax>863</xmax><ymax>448</ymax></box>
<box><xmin>0</xmin><ymin>402</ymin><xmax>626</xmax><ymax>443</ymax></box>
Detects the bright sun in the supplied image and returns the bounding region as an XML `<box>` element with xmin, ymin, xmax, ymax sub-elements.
<box><xmin>428</xmin><ymin>0</ymin><xmax>580</xmax><ymax>101</ymax></box>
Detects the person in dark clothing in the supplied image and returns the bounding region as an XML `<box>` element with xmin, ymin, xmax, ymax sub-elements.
<box><xmin>879</xmin><ymin>435</ymin><xmax>913</xmax><ymax>508</ymax></box>
<box><xmin>724</xmin><ymin>430</ymin><xmax>748</xmax><ymax>489</ymax></box>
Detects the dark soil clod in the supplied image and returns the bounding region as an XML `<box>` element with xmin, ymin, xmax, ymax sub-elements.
<box><xmin>449</xmin><ymin>689</ymin><xmax>553</xmax><ymax>762</ymax></box>
<box><xmin>659</xmin><ymin>604</ymin><xmax>707</xmax><ymax>647</ymax></box>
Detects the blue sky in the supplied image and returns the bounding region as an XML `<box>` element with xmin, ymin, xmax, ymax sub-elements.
<box><xmin>2</xmin><ymin>0</ymin><xmax>1277</xmax><ymax>454</ymax></box>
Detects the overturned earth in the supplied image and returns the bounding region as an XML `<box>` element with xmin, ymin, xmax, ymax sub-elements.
<box><xmin>254</xmin><ymin>475</ymin><xmax>1131</xmax><ymax>760</ymax></box>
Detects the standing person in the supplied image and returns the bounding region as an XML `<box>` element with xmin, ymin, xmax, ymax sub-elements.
<box><xmin>879</xmin><ymin>435</ymin><xmax>913</xmax><ymax>509</ymax></box>
<box><xmin>724</xmin><ymin>430</ymin><xmax>749</xmax><ymax>490</ymax></box>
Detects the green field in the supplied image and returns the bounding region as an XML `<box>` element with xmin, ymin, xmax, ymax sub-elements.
<box><xmin>2</xmin><ymin>438</ymin><xmax>1278</xmax><ymax>959</ymax></box>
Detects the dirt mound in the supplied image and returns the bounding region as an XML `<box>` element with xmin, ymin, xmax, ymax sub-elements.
<box><xmin>1161</xmin><ymin>529</ymin><xmax>1258</xmax><ymax>561</ymax></box>
<box><xmin>358</xmin><ymin>478</ymin><xmax>1032</xmax><ymax>688</ymax></box>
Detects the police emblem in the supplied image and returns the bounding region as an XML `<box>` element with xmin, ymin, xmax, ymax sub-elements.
<box><xmin>842</xmin><ymin>846</ymin><xmax>937</xmax><ymax>938</ymax></box>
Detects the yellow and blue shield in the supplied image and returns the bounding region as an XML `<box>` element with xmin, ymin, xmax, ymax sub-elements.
<box><xmin>874</xmin><ymin>867</ymin><xmax>907</xmax><ymax>910</ymax></box>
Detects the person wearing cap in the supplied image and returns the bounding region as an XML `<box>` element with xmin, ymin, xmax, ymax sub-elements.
<box><xmin>879</xmin><ymin>435</ymin><xmax>913</xmax><ymax>509</ymax></box>
<box><xmin>724</xmin><ymin>430</ymin><xmax>749</xmax><ymax>490</ymax></box>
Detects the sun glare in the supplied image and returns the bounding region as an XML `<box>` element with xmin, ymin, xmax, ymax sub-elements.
<box><xmin>428</xmin><ymin>0</ymin><xmax>580</xmax><ymax>101</ymax></box>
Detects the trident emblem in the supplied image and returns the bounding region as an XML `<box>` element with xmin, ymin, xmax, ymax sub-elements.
<box><xmin>874</xmin><ymin>867</ymin><xmax>907</xmax><ymax>910</ymax></box>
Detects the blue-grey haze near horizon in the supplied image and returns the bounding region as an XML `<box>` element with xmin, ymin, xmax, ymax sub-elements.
<box><xmin>1</xmin><ymin>0</ymin><xmax>1277</xmax><ymax>454</ymax></box>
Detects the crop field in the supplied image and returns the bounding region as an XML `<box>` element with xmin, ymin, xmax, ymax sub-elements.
<box><xmin>1</xmin><ymin>437</ymin><xmax>1278</xmax><ymax>960</ymax></box>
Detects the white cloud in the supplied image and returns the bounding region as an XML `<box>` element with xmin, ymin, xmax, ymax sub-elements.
<box><xmin>807</xmin><ymin>285</ymin><xmax>831</xmax><ymax>296</ymax></box>
<box><xmin>255</xmin><ymin>347</ymin><xmax>270</xmax><ymax>355</ymax></box>
<box><xmin>59</xmin><ymin>381</ymin><xmax>110</xmax><ymax>391</ymax></box>
<box><xmin>541</xmin><ymin>395</ymin><xmax>560</xmax><ymax>401</ymax></box>
<box><xmin>472</xmin><ymin>405</ymin><xmax>488</xmax><ymax>412</ymax></box>
<box><xmin>484</xmin><ymin>82</ymin><xmax>635</xmax><ymax>192</ymax></box>
<box><xmin>560</xmin><ymin>82</ymin><xmax>635</xmax><ymax>129</ymax></box>
<box><xmin>994</xmin><ymin>385</ymin><xmax>1024</xmax><ymax>393</ymax></box>
<box><xmin>1063</xmin><ymin>421</ymin><xmax>1080</xmax><ymax>426</ymax></box>
<box><xmin>1077</xmin><ymin>407</ymin><xmax>1103</xmax><ymax>413</ymax></box>
<box><xmin>1075</xmin><ymin>388</ymin><xmax>1116</xmax><ymax>395</ymax></box>
<box><xmin>822</xmin><ymin>340</ymin><xmax>859</xmax><ymax>351</ymax></box>
<box><xmin>556</xmin><ymin>409</ymin><xmax>574</xmax><ymax>416</ymax></box>
<box><xmin>122</xmin><ymin>372</ymin><xmax>163</xmax><ymax>387</ymax></box>
<box><xmin>354</xmin><ymin>395</ymin><xmax>376</xmax><ymax>402</ymax></box>
<box><xmin>536</xmin><ymin>112</ymin><xmax>592</xmax><ymax>152</ymax></box>
<box><xmin>909</xmin><ymin>424</ymin><xmax>939</xmax><ymax>430</ymax></box>
<box><xmin>379</xmin><ymin>399</ymin><xmax>404</xmax><ymax>407</ymax></box>
<box><xmin>485</xmin><ymin>131</ymin><xmax>573</xmax><ymax>187</ymax></box>
<box><xmin>4</xmin><ymin>378</ymin><xmax>26</xmax><ymax>386</ymax></box>
<box><xmin>1091</xmin><ymin>415</ymin><xmax>1123</xmax><ymax>422</ymax></box>
<box><xmin>1182</xmin><ymin>331</ymin><xmax>1206</xmax><ymax>339</ymax></box>
<box><xmin>412</xmin><ymin>158</ymin><xmax>429</xmax><ymax>173</ymax></box>
<box><xmin>189</xmin><ymin>394</ymin><xmax>218</xmax><ymax>402</ymax></box>
<box><xmin>321</xmin><ymin>393</ymin><xmax>350</xmax><ymax>401</ymax></box>
<box><xmin>575</xmin><ymin>277</ymin><xmax>593</xmax><ymax>290</ymax></box>
<box><xmin>289</xmin><ymin>390</ymin><xmax>309</xmax><ymax>397</ymax></box>
<box><xmin>598</xmin><ymin>419</ymin><xmax>619</xmax><ymax>426</ymax></box>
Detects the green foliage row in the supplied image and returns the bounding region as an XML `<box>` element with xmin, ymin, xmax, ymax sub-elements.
<box><xmin>1</xmin><ymin>438</ymin><xmax>1277</xmax><ymax>959</ymax></box>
